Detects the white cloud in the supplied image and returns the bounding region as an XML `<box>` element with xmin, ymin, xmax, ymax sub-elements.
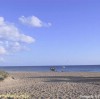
<box><xmin>0</xmin><ymin>46</ymin><xmax>7</xmax><ymax>55</ymax></box>
<box><xmin>0</xmin><ymin>17</ymin><xmax>5</xmax><ymax>25</ymax></box>
<box><xmin>0</xmin><ymin>18</ymin><xmax>35</xmax><ymax>43</ymax></box>
<box><xmin>0</xmin><ymin>16</ymin><xmax>35</xmax><ymax>56</ymax></box>
<box><xmin>19</xmin><ymin>16</ymin><xmax>52</xmax><ymax>27</ymax></box>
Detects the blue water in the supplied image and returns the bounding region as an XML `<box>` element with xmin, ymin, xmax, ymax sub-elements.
<box><xmin>0</xmin><ymin>65</ymin><xmax>100</xmax><ymax>72</ymax></box>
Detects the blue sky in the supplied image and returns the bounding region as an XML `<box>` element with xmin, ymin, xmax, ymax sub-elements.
<box><xmin>0</xmin><ymin>0</ymin><xmax>100</xmax><ymax>66</ymax></box>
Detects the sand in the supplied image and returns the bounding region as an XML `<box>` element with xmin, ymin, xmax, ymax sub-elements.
<box><xmin>0</xmin><ymin>72</ymin><xmax>100</xmax><ymax>99</ymax></box>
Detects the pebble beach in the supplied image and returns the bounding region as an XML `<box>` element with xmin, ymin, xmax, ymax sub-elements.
<box><xmin>0</xmin><ymin>72</ymin><xmax>100</xmax><ymax>99</ymax></box>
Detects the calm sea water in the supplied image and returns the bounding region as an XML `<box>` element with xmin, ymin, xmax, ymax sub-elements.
<box><xmin>0</xmin><ymin>65</ymin><xmax>100</xmax><ymax>72</ymax></box>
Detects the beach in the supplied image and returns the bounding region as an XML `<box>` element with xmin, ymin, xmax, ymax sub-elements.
<box><xmin>0</xmin><ymin>72</ymin><xmax>100</xmax><ymax>99</ymax></box>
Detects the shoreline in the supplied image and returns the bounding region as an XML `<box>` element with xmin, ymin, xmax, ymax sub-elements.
<box><xmin>6</xmin><ymin>71</ymin><xmax>100</xmax><ymax>73</ymax></box>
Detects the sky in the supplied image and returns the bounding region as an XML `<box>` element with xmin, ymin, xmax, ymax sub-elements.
<box><xmin>0</xmin><ymin>0</ymin><xmax>100</xmax><ymax>66</ymax></box>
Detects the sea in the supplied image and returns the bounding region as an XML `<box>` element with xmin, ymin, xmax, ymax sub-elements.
<box><xmin>0</xmin><ymin>65</ymin><xmax>100</xmax><ymax>72</ymax></box>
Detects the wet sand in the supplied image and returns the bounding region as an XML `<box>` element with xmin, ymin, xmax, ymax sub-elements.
<box><xmin>0</xmin><ymin>72</ymin><xmax>100</xmax><ymax>99</ymax></box>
